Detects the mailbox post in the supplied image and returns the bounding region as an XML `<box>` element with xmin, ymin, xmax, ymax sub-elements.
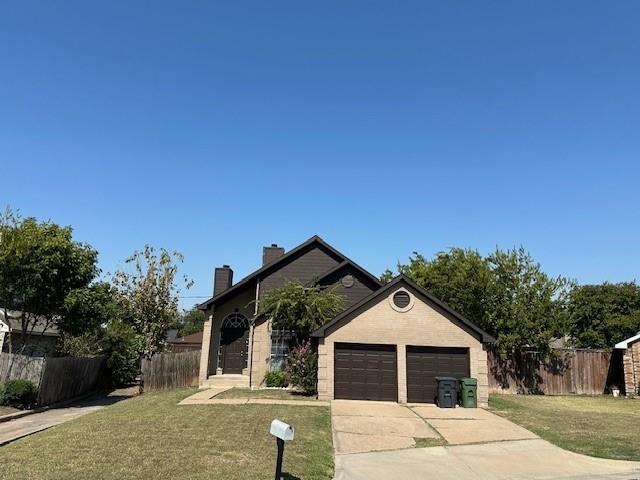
<box><xmin>270</xmin><ymin>419</ymin><xmax>294</xmax><ymax>480</ymax></box>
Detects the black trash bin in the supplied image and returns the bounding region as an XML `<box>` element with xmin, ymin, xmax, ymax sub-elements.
<box><xmin>435</xmin><ymin>376</ymin><xmax>457</xmax><ymax>408</ymax></box>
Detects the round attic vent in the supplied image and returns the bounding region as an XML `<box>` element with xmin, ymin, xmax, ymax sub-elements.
<box><xmin>341</xmin><ymin>275</ymin><xmax>355</xmax><ymax>288</ymax></box>
<box><xmin>393</xmin><ymin>291</ymin><xmax>411</xmax><ymax>309</ymax></box>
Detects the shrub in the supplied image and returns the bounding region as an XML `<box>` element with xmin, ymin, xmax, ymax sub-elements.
<box><xmin>104</xmin><ymin>321</ymin><xmax>143</xmax><ymax>386</ymax></box>
<box><xmin>286</xmin><ymin>340</ymin><xmax>318</xmax><ymax>394</ymax></box>
<box><xmin>264</xmin><ymin>370</ymin><xmax>288</xmax><ymax>388</ymax></box>
<box><xmin>0</xmin><ymin>379</ymin><xmax>38</xmax><ymax>409</ymax></box>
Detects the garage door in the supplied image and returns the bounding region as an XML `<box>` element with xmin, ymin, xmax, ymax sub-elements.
<box><xmin>406</xmin><ymin>346</ymin><xmax>470</xmax><ymax>403</ymax></box>
<box><xmin>334</xmin><ymin>343</ymin><xmax>397</xmax><ymax>401</ymax></box>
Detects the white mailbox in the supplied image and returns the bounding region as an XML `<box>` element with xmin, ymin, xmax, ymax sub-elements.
<box><xmin>270</xmin><ymin>419</ymin><xmax>294</xmax><ymax>442</ymax></box>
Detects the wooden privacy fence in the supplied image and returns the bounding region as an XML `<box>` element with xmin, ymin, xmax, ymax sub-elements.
<box><xmin>141</xmin><ymin>350</ymin><xmax>200</xmax><ymax>391</ymax></box>
<box><xmin>37</xmin><ymin>356</ymin><xmax>106</xmax><ymax>405</ymax></box>
<box><xmin>488</xmin><ymin>348</ymin><xmax>624</xmax><ymax>395</ymax></box>
<box><xmin>0</xmin><ymin>353</ymin><xmax>44</xmax><ymax>385</ymax></box>
<box><xmin>0</xmin><ymin>353</ymin><xmax>106</xmax><ymax>405</ymax></box>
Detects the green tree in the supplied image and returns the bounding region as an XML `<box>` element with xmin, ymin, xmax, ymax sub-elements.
<box><xmin>112</xmin><ymin>245</ymin><xmax>192</xmax><ymax>358</ymax></box>
<box><xmin>485</xmin><ymin>247</ymin><xmax>571</xmax><ymax>353</ymax></box>
<box><xmin>60</xmin><ymin>282</ymin><xmax>120</xmax><ymax>336</ymax></box>
<box><xmin>398</xmin><ymin>249</ymin><xmax>492</xmax><ymax>328</ymax></box>
<box><xmin>567</xmin><ymin>282</ymin><xmax>640</xmax><ymax>348</ymax></box>
<box><xmin>175</xmin><ymin>307</ymin><xmax>206</xmax><ymax>336</ymax></box>
<box><xmin>0</xmin><ymin>207</ymin><xmax>98</xmax><ymax>355</ymax></box>
<box><xmin>258</xmin><ymin>281</ymin><xmax>345</xmax><ymax>341</ymax></box>
<box><xmin>391</xmin><ymin>245</ymin><xmax>571</xmax><ymax>352</ymax></box>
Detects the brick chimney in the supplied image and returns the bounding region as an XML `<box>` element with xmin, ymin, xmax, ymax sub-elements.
<box><xmin>213</xmin><ymin>265</ymin><xmax>233</xmax><ymax>296</ymax></box>
<box><xmin>263</xmin><ymin>244</ymin><xmax>285</xmax><ymax>265</ymax></box>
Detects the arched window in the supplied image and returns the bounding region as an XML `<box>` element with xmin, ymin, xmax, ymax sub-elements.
<box><xmin>221</xmin><ymin>312</ymin><xmax>249</xmax><ymax>329</ymax></box>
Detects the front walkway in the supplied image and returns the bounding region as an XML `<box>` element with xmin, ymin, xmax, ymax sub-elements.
<box><xmin>332</xmin><ymin>400</ymin><xmax>640</xmax><ymax>480</ymax></box>
<box><xmin>0</xmin><ymin>388</ymin><xmax>137</xmax><ymax>446</ymax></box>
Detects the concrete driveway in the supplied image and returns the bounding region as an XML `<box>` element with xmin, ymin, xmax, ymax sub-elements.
<box><xmin>332</xmin><ymin>400</ymin><xmax>640</xmax><ymax>480</ymax></box>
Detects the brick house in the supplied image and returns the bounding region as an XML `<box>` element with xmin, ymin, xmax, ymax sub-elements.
<box><xmin>197</xmin><ymin>236</ymin><xmax>494</xmax><ymax>406</ymax></box>
<box><xmin>615</xmin><ymin>333</ymin><xmax>640</xmax><ymax>396</ymax></box>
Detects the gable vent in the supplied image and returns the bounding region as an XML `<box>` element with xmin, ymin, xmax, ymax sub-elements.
<box><xmin>393</xmin><ymin>291</ymin><xmax>411</xmax><ymax>309</ymax></box>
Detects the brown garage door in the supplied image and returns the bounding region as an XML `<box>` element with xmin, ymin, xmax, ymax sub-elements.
<box><xmin>406</xmin><ymin>346</ymin><xmax>470</xmax><ymax>404</ymax></box>
<box><xmin>334</xmin><ymin>343</ymin><xmax>397</xmax><ymax>401</ymax></box>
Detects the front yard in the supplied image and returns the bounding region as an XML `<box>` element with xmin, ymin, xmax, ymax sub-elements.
<box><xmin>0</xmin><ymin>388</ymin><xmax>333</xmax><ymax>480</ymax></box>
<box><xmin>215</xmin><ymin>387</ymin><xmax>319</xmax><ymax>401</ymax></box>
<box><xmin>490</xmin><ymin>394</ymin><xmax>640</xmax><ymax>461</ymax></box>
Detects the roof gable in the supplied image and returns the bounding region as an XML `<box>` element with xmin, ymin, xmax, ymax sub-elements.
<box><xmin>311</xmin><ymin>274</ymin><xmax>495</xmax><ymax>343</ymax></box>
<box><xmin>198</xmin><ymin>235</ymin><xmax>380</xmax><ymax>310</ymax></box>
<box><xmin>615</xmin><ymin>333</ymin><xmax>640</xmax><ymax>349</ymax></box>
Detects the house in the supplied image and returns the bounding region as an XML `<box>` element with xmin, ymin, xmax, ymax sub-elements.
<box><xmin>0</xmin><ymin>309</ymin><xmax>60</xmax><ymax>356</ymax></box>
<box><xmin>615</xmin><ymin>333</ymin><xmax>640</xmax><ymax>396</ymax></box>
<box><xmin>169</xmin><ymin>331</ymin><xmax>203</xmax><ymax>353</ymax></box>
<box><xmin>198</xmin><ymin>236</ymin><xmax>494</xmax><ymax>405</ymax></box>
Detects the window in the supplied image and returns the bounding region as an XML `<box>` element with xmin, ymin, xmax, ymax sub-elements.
<box><xmin>270</xmin><ymin>328</ymin><xmax>292</xmax><ymax>371</ymax></box>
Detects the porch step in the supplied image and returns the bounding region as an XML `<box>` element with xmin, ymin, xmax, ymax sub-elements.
<box><xmin>201</xmin><ymin>374</ymin><xmax>249</xmax><ymax>389</ymax></box>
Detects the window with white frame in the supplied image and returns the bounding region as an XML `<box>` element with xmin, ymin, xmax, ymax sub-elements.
<box><xmin>270</xmin><ymin>328</ymin><xmax>292</xmax><ymax>371</ymax></box>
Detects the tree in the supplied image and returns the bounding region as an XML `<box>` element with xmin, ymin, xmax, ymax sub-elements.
<box><xmin>112</xmin><ymin>245</ymin><xmax>192</xmax><ymax>358</ymax></box>
<box><xmin>397</xmin><ymin>249</ymin><xmax>492</xmax><ymax>329</ymax></box>
<box><xmin>567</xmin><ymin>282</ymin><xmax>640</xmax><ymax>349</ymax></box>
<box><xmin>60</xmin><ymin>282</ymin><xmax>120</xmax><ymax>336</ymax></box>
<box><xmin>258</xmin><ymin>281</ymin><xmax>345</xmax><ymax>341</ymax></box>
<box><xmin>389</xmin><ymin>245</ymin><xmax>571</xmax><ymax>353</ymax></box>
<box><xmin>484</xmin><ymin>247</ymin><xmax>571</xmax><ymax>353</ymax></box>
<box><xmin>174</xmin><ymin>307</ymin><xmax>206</xmax><ymax>336</ymax></box>
<box><xmin>0</xmin><ymin>207</ymin><xmax>99</xmax><ymax>355</ymax></box>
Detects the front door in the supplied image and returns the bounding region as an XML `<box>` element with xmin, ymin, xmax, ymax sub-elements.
<box><xmin>221</xmin><ymin>328</ymin><xmax>248</xmax><ymax>374</ymax></box>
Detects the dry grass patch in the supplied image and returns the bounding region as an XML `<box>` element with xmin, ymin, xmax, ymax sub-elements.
<box><xmin>215</xmin><ymin>387</ymin><xmax>318</xmax><ymax>401</ymax></box>
<box><xmin>0</xmin><ymin>388</ymin><xmax>333</xmax><ymax>480</ymax></box>
<box><xmin>490</xmin><ymin>394</ymin><xmax>640</xmax><ymax>461</ymax></box>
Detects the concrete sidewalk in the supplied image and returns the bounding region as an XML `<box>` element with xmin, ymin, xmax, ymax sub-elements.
<box><xmin>0</xmin><ymin>388</ymin><xmax>136</xmax><ymax>446</ymax></box>
<box><xmin>335</xmin><ymin>438</ymin><xmax>640</xmax><ymax>480</ymax></box>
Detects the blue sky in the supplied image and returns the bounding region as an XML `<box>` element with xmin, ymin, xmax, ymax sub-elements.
<box><xmin>1</xmin><ymin>1</ymin><xmax>639</xmax><ymax>308</ymax></box>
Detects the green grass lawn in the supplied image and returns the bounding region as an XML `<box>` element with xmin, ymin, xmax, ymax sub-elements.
<box><xmin>490</xmin><ymin>394</ymin><xmax>640</xmax><ymax>461</ymax></box>
<box><xmin>215</xmin><ymin>387</ymin><xmax>319</xmax><ymax>401</ymax></box>
<box><xmin>0</xmin><ymin>388</ymin><xmax>333</xmax><ymax>480</ymax></box>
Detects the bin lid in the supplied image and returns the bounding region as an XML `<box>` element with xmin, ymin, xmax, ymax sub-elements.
<box><xmin>460</xmin><ymin>377</ymin><xmax>477</xmax><ymax>385</ymax></box>
<box><xmin>435</xmin><ymin>376</ymin><xmax>457</xmax><ymax>382</ymax></box>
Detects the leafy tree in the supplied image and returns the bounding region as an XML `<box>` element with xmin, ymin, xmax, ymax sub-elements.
<box><xmin>485</xmin><ymin>247</ymin><xmax>572</xmax><ymax>353</ymax></box>
<box><xmin>174</xmin><ymin>307</ymin><xmax>206</xmax><ymax>336</ymax></box>
<box><xmin>398</xmin><ymin>249</ymin><xmax>492</xmax><ymax>329</ymax></box>
<box><xmin>258</xmin><ymin>281</ymin><xmax>345</xmax><ymax>341</ymax></box>
<box><xmin>60</xmin><ymin>282</ymin><xmax>120</xmax><ymax>336</ymax></box>
<box><xmin>0</xmin><ymin>207</ymin><xmax>98</xmax><ymax>355</ymax></box>
<box><xmin>389</xmin><ymin>245</ymin><xmax>571</xmax><ymax>352</ymax></box>
<box><xmin>112</xmin><ymin>245</ymin><xmax>192</xmax><ymax>358</ymax></box>
<box><xmin>567</xmin><ymin>282</ymin><xmax>640</xmax><ymax>348</ymax></box>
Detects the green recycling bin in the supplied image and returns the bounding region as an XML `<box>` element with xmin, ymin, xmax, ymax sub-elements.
<box><xmin>459</xmin><ymin>377</ymin><xmax>477</xmax><ymax>408</ymax></box>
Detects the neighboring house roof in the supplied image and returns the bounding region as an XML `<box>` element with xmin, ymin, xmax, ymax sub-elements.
<box><xmin>614</xmin><ymin>333</ymin><xmax>640</xmax><ymax>349</ymax></box>
<box><xmin>198</xmin><ymin>235</ymin><xmax>381</xmax><ymax>310</ymax></box>
<box><xmin>311</xmin><ymin>274</ymin><xmax>496</xmax><ymax>343</ymax></box>
<box><xmin>169</xmin><ymin>331</ymin><xmax>203</xmax><ymax>345</ymax></box>
<box><xmin>0</xmin><ymin>309</ymin><xmax>60</xmax><ymax>337</ymax></box>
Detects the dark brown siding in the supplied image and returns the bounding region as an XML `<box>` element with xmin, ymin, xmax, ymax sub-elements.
<box><xmin>406</xmin><ymin>346</ymin><xmax>470</xmax><ymax>404</ymax></box>
<box><xmin>334</xmin><ymin>343</ymin><xmax>397</xmax><ymax>401</ymax></box>
<box><xmin>319</xmin><ymin>265</ymin><xmax>379</xmax><ymax>308</ymax></box>
<box><xmin>259</xmin><ymin>246</ymin><xmax>340</xmax><ymax>297</ymax></box>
